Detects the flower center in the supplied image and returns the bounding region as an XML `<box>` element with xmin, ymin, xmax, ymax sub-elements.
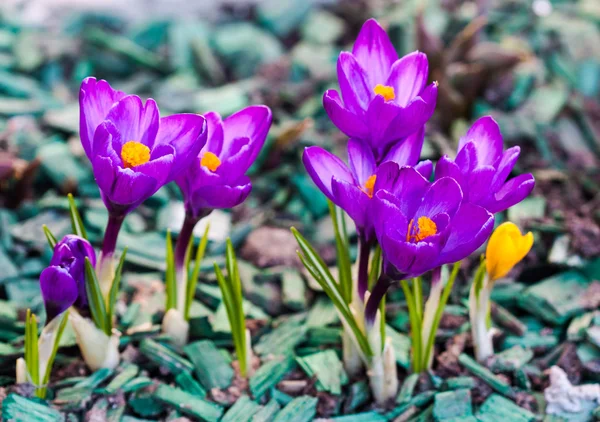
<box><xmin>201</xmin><ymin>152</ymin><xmax>221</xmax><ymax>172</ymax></box>
<box><xmin>121</xmin><ymin>141</ymin><xmax>150</xmax><ymax>168</ymax></box>
<box><xmin>406</xmin><ymin>216</ymin><xmax>437</xmax><ymax>243</ymax></box>
<box><xmin>374</xmin><ymin>84</ymin><xmax>395</xmax><ymax>102</ymax></box>
<box><xmin>362</xmin><ymin>174</ymin><xmax>377</xmax><ymax>198</ymax></box>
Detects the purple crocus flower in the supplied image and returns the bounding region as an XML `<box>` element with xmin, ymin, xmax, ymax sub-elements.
<box><xmin>303</xmin><ymin>128</ymin><xmax>431</xmax><ymax>299</ymax></box>
<box><xmin>172</xmin><ymin>105</ymin><xmax>272</xmax><ymax>286</ymax></box>
<box><xmin>40</xmin><ymin>235</ymin><xmax>96</xmax><ymax>322</ymax></box>
<box><xmin>364</xmin><ymin>166</ymin><xmax>494</xmax><ymax>324</ymax></box>
<box><xmin>435</xmin><ymin>116</ymin><xmax>535</xmax><ymax>213</ymax></box>
<box><xmin>79</xmin><ymin>77</ymin><xmax>208</xmax><ymax>269</ymax></box>
<box><xmin>323</xmin><ymin>19</ymin><xmax>438</xmax><ymax>161</ymax></box>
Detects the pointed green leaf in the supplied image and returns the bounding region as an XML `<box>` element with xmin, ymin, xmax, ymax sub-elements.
<box><xmin>185</xmin><ymin>224</ymin><xmax>210</xmax><ymax>321</ymax></box>
<box><xmin>85</xmin><ymin>257</ymin><xmax>108</xmax><ymax>334</ymax></box>
<box><xmin>42</xmin><ymin>225</ymin><xmax>57</xmax><ymax>249</ymax></box>
<box><xmin>368</xmin><ymin>246</ymin><xmax>382</xmax><ymax>290</ymax></box>
<box><xmin>165</xmin><ymin>230</ymin><xmax>177</xmax><ymax>311</ymax></box>
<box><xmin>67</xmin><ymin>193</ymin><xmax>87</xmax><ymax>240</ymax></box>
<box><xmin>39</xmin><ymin>310</ymin><xmax>69</xmax><ymax>399</ymax></box>
<box><xmin>106</xmin><ymin>248</ymin><xmax>127</xmax><ymax>330</ymax></box>
<box><xmin>329</xmin><ymin>201</ymin><xmax>352</xmax><ymax>304</ymax></box>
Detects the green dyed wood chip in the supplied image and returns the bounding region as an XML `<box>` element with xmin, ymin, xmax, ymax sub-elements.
<box><xmin>296</xmin><ymin>349</ymin><xmax>347</xmax><ymax>394</ymax></box>
<box><xmin>254</xmin><ymin>315</ymin><xmax>307</xmax><ymax>357</ymax></box>
<box><xmin>273</xmin><ymin>396</ymin><xmax>318</xmax><ymax>422</ymax></box>
<box><xmin>433</xmin><ymin>389</ymin><xmax>473</xmax><ymax>420</ymax></box>
<box><xmin>184</xmin><ymin>340</ymin><xmax>234</xmax><ymax>390</ymax></box>
<box><xmin>2</xmin><ymin>393</ymin><xmax>64</xmax><ymax>422</ymax></box>
<box><xmin>153</xmin><ymin>384</ymin><xmax>223</xmax><ymax>422</ymax></box>
<box><xmin>249</xmin><ymin>354</ymin><xmax>296</xmax><ymax>400</ymax></box>
<box><xmin>98</xmin><ymin>363</ymin><xmax>139</xmax><ymax>394</ymax></box>
<box><xmin>175</xmin><ymin>371</ymin><xmax>207</xmax><ymax>397</ymax></box>
<box><xmin>396</xmin><ymin>373</ymin><xmax>419</xmax><ymax>403</ymax></box>
<box><xmin>139</xmin><ymin>339</ymin><xmax>194</xmax><ymax>375</ymax></box>
<box><xmin>221</xmin><ymin>395</ymin><xmax>261</xmax><ymax>422</ymax></box>
<box><xmin>458</xmin><ymin>354</ymin><xmax>515</xmax><ymax>398</ymax></box>
<box><xmin>252</xmin><ymin>399</ymin><xmax>281</xmax><ymax>422</ymax></box>
<box><xmin>476</xmin><ymin>394</ymin><xmax>535</xmax><ymax>422</ymax></box>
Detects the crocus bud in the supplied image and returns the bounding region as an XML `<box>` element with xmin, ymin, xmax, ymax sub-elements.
<box><xmin>161</xmin><ymin>308</ymin><xmax>189</xmax><ymax>348</ymax></box>
<box><xmin>15</xmin><ymin>358</ymin><xmax>27</xmax><ymax>384</ymax></box>
<box><xmin>486</xmin><ymin>222</ymin><xmax>533</xmax><ymax>281</ymax></box>
<box><xmin>70</xmin><ymin>311</ymin><xmax>120</xmax><ymax>371</ymax></box>
<box><xmin>41</xmin><ymin>235</ymin><xmax>96</xmax><ymax>320</ymax></box>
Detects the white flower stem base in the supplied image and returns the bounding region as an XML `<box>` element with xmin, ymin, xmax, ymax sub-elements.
<box><xmin>469</xmin><ymin>280</ymin><xmax>494</xmax><ymax>362</ymax></box>
<box><xmin>162</xmin><ymin>308</ymin><xmax>189</xmax><ymax>348</ymax></box>
<box><xmin>368</xmin><ymin>338</ymin><xmax>398</xmax><ymax>406</ymax></box>
<box><xmin>70</xmin><ymin>310</ymin><xmax>120</xmax><ymax>371</ymax></box>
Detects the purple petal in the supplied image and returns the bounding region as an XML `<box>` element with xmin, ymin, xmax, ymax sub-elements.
<box><xmin>189</xmin><ymin>177</ymin><xmax>252</xmax><ymax>212</ymax></box>
<box><xmin>455</xmin><ymin>141</ymin><xmax>478</xmax><ymax>175</ymax></box>
<box><xmin>79</xmin><ymin>77</ymin><xmax>125</xmax><ymax>158</ymax></box>
<box><xmin>486</xmin><ymin>173</ymin><xmax>535</xmax><ymax>213</ymax></box>
<box><xmin>372</xmin><ymin>189</ymin><xmax>407</xmax><ymax>241</ymax></box>
<box><xmin>382</xmin><ymin>125</ymin><xmax>425</xmax><ymax>166</ymax></box>
<box><xmin>222</xmin><ymin>105</ymin><xmax>272</xmax><ymax>165</ymax></box>
<box><xmin>366</xmin><ymin>94</ymin><xmax>403</xmax><ymax>151</ymax></box>
<box><xmin>217</xmin><ymin>143</ymin><xmax>253</xmax><ymax>182</ymax></box>
<box><xmin>381</xmin><ymin>232</ymin><xmax>440</xmax><ymax>277</ymax></box>
<box><xmin>382</xmin><ymin>82</ymin><xmax>437</xmax><ymax>141</ymax></box>
<box><xmin>373</xmin><ymin>162</ymin><xmax>400</xmax><ymax>193</ymax></box>
<box><xmin>387</xmin><ymin>166</ymin><xmax>430</xmax><ymax>218</ymax></box>
<box><xmin>436</xmin><ymin>203</ymin><xmax>494</xmax><ymax>265</ymax></box>
<box><xmin>102</xmin><ymin>95</ymin><xmax>159</xmax><ymax>151</ymax></box>
<box><xmin>464</xmin><ymin>165</ymin><xmax>496</xmax><ymax>204</ymax></box>
<box><xmin>490</xmin><ymin>146</ymin><xmax>520</xmax><ymax>191</ymax></box>
<box><xmin>415</xmin><ymin>160</ymin><xmax>433</xmax><ymax>179</ymax></box>
<box><xmin>155</xmin><ymin>113</ymin><xmax>207</xmax><ymax>180</ymax></box>
<box><xmin>386</xmin><ymin>52</ymin><xmax>429</xmax><ymax>107</ymax></box>
<box><xmin>302</xmin><ymin>146</ymin><xmax>353</xmax><ymax>200</ymax></box>
<box><xmin>459</xmin><ymin>116</ymin><xmax>503</xmax><ymax>166</ymax></box>
<box><xmin>416</xmin><ymin>177</ymin><xmax>462</xmax><ymax>219</ymax></box>
<box><xmin>322</xmin><ymin>90</ymin><xmax>369</xmax><ymax>139</ymax></box>
<box><xmin>203</xmin><ymin>111</ymin><xmax>225</xmax><ymax>156</ymax></box>
<box><xmin>434</xmin><ymin>155</ymin><xmax>463</xmax><ymax>184</ymax></box>
<box><xmin>331</xmin><ymin>178</ymin><xmax>370</xmax><ymax>230</ymax></box>
<box><xmin>40</xmin><ymin>266</ymin><xmax>79</xmax><ymax>322</ymax></box>
<box><xmin>337</xmin><ymin>52</ymin><xmax>372</xmax><ymax>115</ymax></box>
<box><xmin>352</xmin><ymin>19</ymin><xmax>398</xmax><ymax>88</ymax></box>
<box><xmin>348</xmin><ymin>138</ymin><xmax>376</xmax><ymax>186</ymax></box>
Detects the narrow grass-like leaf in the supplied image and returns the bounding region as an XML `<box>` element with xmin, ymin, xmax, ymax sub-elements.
<box><xmin>226</xmin><ymin>239</ymin><xmax>247</xmax><ymax>376</ymax></box>
<box><xmin>38</xmin><ymin>310</ymin><xmax>69</xmax><ymax>399</ymax></box>
<box><xmin>106</xmin><ymin>248</ymin><xmax>127</xmax><ymax>330</ymax></box>
<box><xmin>85</xmin><ymin>258</ymin><xmax>108</xmax><ymax>334</ymax></box>
<box><xmin>400</xmin><ymin>280</ymin><xmax>421</xmax><ymax>373</ymax></box>
<box><xmin>165</xmin><ymin>230</ymin><xmax>177</xmax><ymax>311</ymax></box>
<box><xmin>25</xmin><ymin>310</ymin><xmax>39</xmax><ymax>386</ymax></box>
<box><xmin>292</xmin><ymin>228</ymin><xmax>372</xmax><ymax>357</ymax></box>
<box><xmin>214</xmin><ymin>263</ymin><xmax>246</xmax><ymax>376</ymax></box>
<box><xmin>368</xmin><ymin>246</ymin><xmax>382</xmax><ymax>290</ymax></box>
<box><xmin>185</xmin><ymin>224</ymin><xmax>210</xmax><ymax>321</ymax></box>
<box><xmin>379</xmin><ymin>296</ymin><xmax>386</xmax><ymax>352</ymax></box>
<box><xmin>329</xmin><ymin>201</ymin><xmax>352</xmax><ymax>304</ymax></box>
<box><xmin>42</xmin><ymin>225</ymin><xmax>57</xmax><ymax>249</ymax></box>
<box><xmin>67</xmin><ymin>193</ymin><xmax>87</xmax><ymax>240</ymax></box>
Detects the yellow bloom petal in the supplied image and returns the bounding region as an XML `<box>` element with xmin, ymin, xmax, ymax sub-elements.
<box><xmin>486</xmin><ymin>222</ymin><xmax>533</xmax><ymax>281</ymax></box>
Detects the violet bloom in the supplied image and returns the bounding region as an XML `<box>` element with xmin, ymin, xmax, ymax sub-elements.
<box><xmin>79</xmin><ymin>77</ymin><xmax>207</xmax><ymax>274</ymax></box>
<box><xmin>303</xmin><ymin>128</ymin><xmax>431</xmax><ymax>299</ymax></box>
<box><xmin>324</xmin><ymin>19</ymin><xmax>437</xmax><ymax>161</ymax></box>
<box><xmin>364</xmin><ymin>166</ymin><xmax>494</xmax><ymax>323</ymax></box>
<box><xmin>435</xmin><ymin>116</ymin><xmax>535</xmax><ymax>213</ymax></box>
<box><xmin>40</xmin><ymin>235</ymin><xmax>96</xmax><ymax>322</ymax></box>
<box><xmin>172</xmin><ymin>105</ymin><xmax>271</xmax><ymax>294</ymax></box>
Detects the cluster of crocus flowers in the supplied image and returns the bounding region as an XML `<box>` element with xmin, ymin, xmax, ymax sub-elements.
<box><xmin>469</xmin><ymin>222</ymin><xmax>533</xmax><ymax>361</ymax></box>
<box><xmin>297</xmin><ymin>17</ymin><xmax>535</xmax><ymax>405</ymax></box>
<box><xmin>162</xmin><ymin>105</ymin><xmax>272</xmax><ymax>346</ymax></box>
<box><xmin>79</xmin><ymin>77</ymin><xmax>208</xmax><ymax>297</ymax></box>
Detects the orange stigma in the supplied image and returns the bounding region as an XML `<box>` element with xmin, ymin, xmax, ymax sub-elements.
<box><xmin>406</xmin><ymin>216</ymin><xmax>437</xmax><ymax>242</ymax></box>
<box><xmin>201</xmin><ymin>152</ymin><xmax>221</xmax><ymax>172</ymax></box>
<box><xmin>374</xmin><ymin>84</ymin><xmax>395</xmax><ymax>102</ymax></box>
<box><xmin>121</xmin><ymin>141</ymin><xmax>150</xmax><ymax>168</ymax></box>
<box><xmin>363</xmin><ymin>174</ymin><xmax>377</xmax><ymax>198</ymax></box>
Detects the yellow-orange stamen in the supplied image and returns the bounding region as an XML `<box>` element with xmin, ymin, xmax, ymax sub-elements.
<box><xmin>374</xmin><ymin>84</ymin><xmax>395</xmax><ymax>102</ymax></box>
<box><xmin>406</xmin><ymin>216</ymin><xmax>438</xmax><ymax>243</ymax></box>
<box><xmin>201</xmin><ymin>152</ymin><xmax>221</xmax><ymax>172</ymax></box>
<box><xmin>121</xmin><ymin>141</ymin><xmax>150</xmax><ymax>168</ymax></box>
<box><xmin>363</xmin><ymin>174</ymin><xmax>377</xmax><ymax>198</ymax></box>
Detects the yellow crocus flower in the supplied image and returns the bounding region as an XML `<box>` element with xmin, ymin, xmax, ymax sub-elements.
<box><xmin>486</xmin><ymin>222</ymin><xmax>533</xmax><ymax>281</ymax></box>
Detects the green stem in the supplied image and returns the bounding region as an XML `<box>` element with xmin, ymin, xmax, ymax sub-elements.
<box><xmin>401</xmin><ymin>279</ymin><xmax>422</xmax><ymax>373</ymax></box>
<box><xmin>413</xmin><ymin>277</ymin><xmax>423</xmax><ymax>321</ymax></box>
<box><xmin>421</xmin><ymin>262</ymin><xmax>461</xmax><ymax>370</ymax></box>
